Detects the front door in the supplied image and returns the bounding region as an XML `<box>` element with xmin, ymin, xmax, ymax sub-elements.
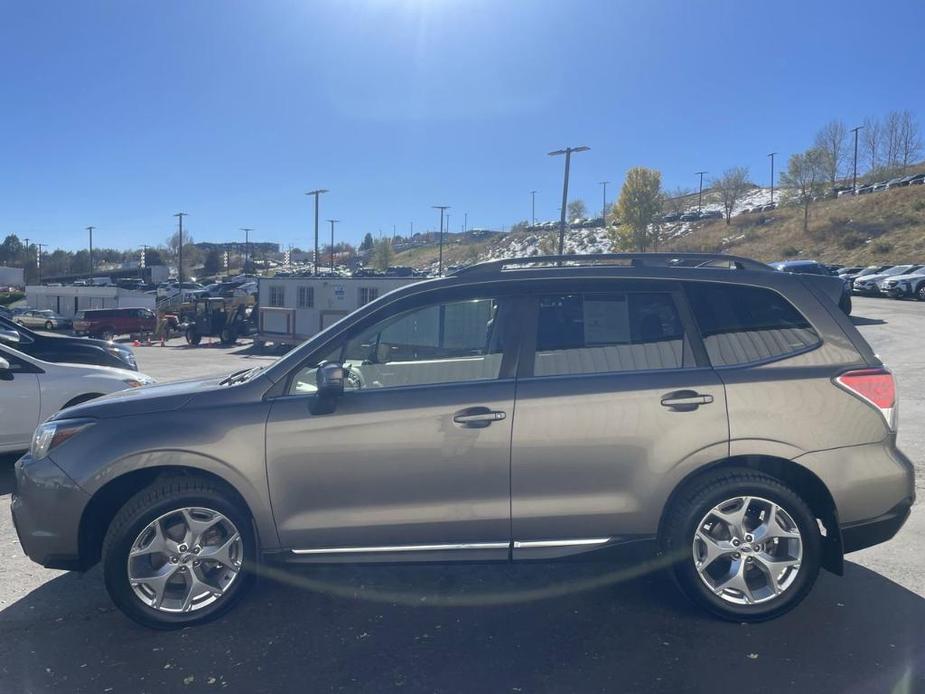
<box><xmin>265</xmin><ymin>291</ymin><xmax>521</xmax><ymax>560</ymax></box>
<box><xmin>510</xmin><ymin>282</ymin><xmax>729</xmax><ymax>558</ymax></box>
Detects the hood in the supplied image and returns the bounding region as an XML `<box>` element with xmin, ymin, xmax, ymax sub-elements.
<box><xmin>53</xmin><ymin>375</ymin><xmax>226</xmax><ymax>420</ymax></box>
<box><xmin>854</xmin><ymin>273</ymin><xmax>891</xmax><ymax>283</ymax></box>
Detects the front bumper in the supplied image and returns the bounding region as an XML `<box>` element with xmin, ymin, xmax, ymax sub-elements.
<box><xmin>10</xmin><ymin>453</ymin><xmax>90</xmax><ymax>570</ymax></box>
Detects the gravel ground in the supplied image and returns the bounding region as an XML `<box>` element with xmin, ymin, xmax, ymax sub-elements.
<box><xmin>0</xmin><ymin>297</ymin><xmax>922</xmax><ymax>693</ymax></box>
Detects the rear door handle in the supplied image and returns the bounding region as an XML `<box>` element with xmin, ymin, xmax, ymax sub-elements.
<box><xmin>660</xmin><ymin>390</ymin><xmax>714</xmax><ymax>411</ymax></box>
<box><xmin>453</xmin><ymin>407</ymin><xmax>507</xmax><ymax>428</ymax></box>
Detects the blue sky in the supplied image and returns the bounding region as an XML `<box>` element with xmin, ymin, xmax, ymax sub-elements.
<box><xmin>2</xmin><ymin>0</ymin><xmax>924</xmax><ymax>252</ymax></box>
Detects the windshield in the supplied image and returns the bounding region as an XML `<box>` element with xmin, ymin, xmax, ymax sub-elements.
<box><xmin>882</xmin><ymin>265</ymin><xmax>915</xmax><ymax>276</ymax></box>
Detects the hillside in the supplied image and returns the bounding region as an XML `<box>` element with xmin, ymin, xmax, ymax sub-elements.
<box><xmin>392</xmin><ymin>182</ymin><xmax>925</xmax><ymax>269</ymax></box>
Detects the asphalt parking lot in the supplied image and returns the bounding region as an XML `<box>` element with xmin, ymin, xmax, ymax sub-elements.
<box><xmin>1</xmin><ymin>297</ymin><xmax>923</xmax><ymax>693</ymax></box>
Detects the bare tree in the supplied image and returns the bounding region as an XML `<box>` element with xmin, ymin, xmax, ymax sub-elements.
<box><xmin>781</xmin><ymin>148</ymin><xmax>827</xmax><ymax>232</ymax></box>
<box><xmin>897</xmin><ymin>110</ymin><xmax>923</xmax><ymax>173</ymax></box>
<box><xmin>567</xmin><ymin>199</ymin><xmax>588</xmax><ymax>221</ymax></box>
<box><xmin>862</xmin><ymin>116</ymin><xmax>882</xmax><ymax>176</ymax></box>
<box><xmin>662</xmin><ymin>186</ymin><xmax>694</xmax><ymax>216</ymax></box>
<box><xmin>814</xmin><ymin>119</ymin><xmax>848</xmax><ymax>186</ymax></box>
<box><xmin>712</xmin><ymin>167</ymin><xmax>751</xmax><ymax>225</ymax></box>
<box><xmin>882</xmin><ymin>111</ymin><xmax>903</xmax><ymax>174</ymax></box>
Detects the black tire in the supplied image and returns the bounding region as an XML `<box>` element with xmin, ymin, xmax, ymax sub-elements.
<box><xmin>839</xmin><ymin>294</ymin><xmax>852</xmax><ymax>316</ymax></box>
<box><xmin>186</xmin><ymin>328</ymin><xmax>201</xmax><ymax>345</ymax></box>
<box><xmin>220</xmin><ymin>327</ymin><xmax>237</xmax><ymax>345</ymax></box>
<box><xmin>661</xmin><ymin>468</ymin><xmax>821</xmax><ymax>622</ymax></box>
<box><xmin>45</xmin><ymin>320</ymin><xmax>54</xmax><ymax>330</ymax></box>
<box><xmin>917</xmin><ymin>283</ymin><xmax>925</xmax><ymax>302</ymax></box>
<box><xmin>102</xmin><ymin>476</ymin><xmax>256</xmax><ymax>630</ymax></box>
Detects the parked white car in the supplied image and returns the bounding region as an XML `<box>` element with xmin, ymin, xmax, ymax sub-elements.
<box><xmin>0</xmin><ymin>344</ymin><xmax>156</xmax><ymax>453</ymax></box>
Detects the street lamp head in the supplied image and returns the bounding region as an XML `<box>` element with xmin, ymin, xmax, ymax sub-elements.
<box><xmin>326</xmin><ymin>219</ymin><xmax>340</xmax><ymax>224</ymax></box>
<box><xmin>767</xmin><ymin>152</ymin><xmax>777</xmax><ymax>158</ymax></box>
<box><xmin>432</xmin><ymin>205</ymin><xmax>450</xmax><ymax>211</ymax></box>
<box><xmin>598</xmin><ymin>180</ymin><xmax>610</xmax><ymax>185</ymax></box>
<box><xmin>306</xmin><ymin>189</ymin><xmax>329</xmax><ymax>196</ymax></box>
<box><xmin>173</xmin><ymin>212</ymin><xmax>188</xmax><ymax>217</ymax></box>
<box><xmin>572</xmin><ymin>146</ymin><xmax>590</xmax><ymax>153</ymax></box>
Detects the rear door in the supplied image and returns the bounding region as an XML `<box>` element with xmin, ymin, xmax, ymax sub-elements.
<box><xmin>509</xmin><ymin>280</ymin><xmax>729</xmax><ymax>558</ymax></box>
<box><xmin>0</xmin><ymin>348</ymin><xmax>41</xmax><ymax>452</ymax></box>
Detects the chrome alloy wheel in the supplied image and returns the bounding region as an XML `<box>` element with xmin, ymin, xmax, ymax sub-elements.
<box><xmin>692</xmin><ymin>496</ymin><xmax>803</xmax><ymax>606</ymax></box>
<box><xmin>127</xmin><ymin>507</ymin><xmax>243</xmax><ymax>613</ymax></box>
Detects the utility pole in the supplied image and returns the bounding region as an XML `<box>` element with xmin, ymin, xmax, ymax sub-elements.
<box><xmin>549</xmin><ymin>146</ymin><xmax>590</xmax><ymax>258</ymax></box>
<box><xmin>850</xmin><ymin>126</ymin><xmax>863</xmax><ymax>192</ymax></box>
<box><xmin>85</xmin><ymin>227</ymin><xmax>95</xmax><ymax>276</ymax></box>
<box><xmin>767</xmin><ymin>153</ymin><xmax>777</xmax><ymax>204</ymax></box>
<box><xmin>432</xmin><ymin>206</ymin><xmax>450</xmax><ymax>275</ymax></box>
<box><xmin>530</xmin><ymin>190</ymin><xmax>537</xmax><ymax>226</ymax></box>
<box><xmin>36</xmin><ymin>243</ymin><xmax>47</xmax><ymax>283</ymax></box>
<box><xmin>598</xmin><ymin>181</ymin><xmax>610</xmax><ymax>227</ymax></box>
<box><xmin>695</xmin><ymin>171</ymin><xmax>708</xmax><ymax>212</ymax></box>
<box><xmin>305</xmin><ymin>189</ymin><xmax>328</xmax><ymax>276</ymax></box>
<box><xmin>327</xmin><ymin>219</ymin><xmax>339</xmax><ymax>272</ymax></box>
<box><xmin>173</xmin><ymin>213</ymin><xmax>187</xmax><ymax>286</ymax></box>
<box><xmin>464</xmin><ymin>212</ymin><xmax>468</xmax><ymax>233</ymax></box>
<box><xmin>240</xmin><ymin>228</ymin><xmax>254</xmax><ymax>273</ymax></box>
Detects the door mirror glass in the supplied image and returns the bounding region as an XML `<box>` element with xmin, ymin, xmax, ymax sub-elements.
<box><xmin>0</xmin><ymin>329</ymin><xmax>20</xmax><ymax>344</ymax></box>
<box><xmin>316</xmin><ymin>361</ymin><xmax>346</xmax><ymax>397</ymax></box>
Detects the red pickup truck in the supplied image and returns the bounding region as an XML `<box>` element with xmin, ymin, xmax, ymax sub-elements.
<box><xmin>73</xmin><ymin>307</ymin><xmax>157</xmax><ymax>340</ymax></box>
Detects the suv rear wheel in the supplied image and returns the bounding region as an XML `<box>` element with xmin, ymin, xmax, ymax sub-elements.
<box><xmin>917</xmin><ymin>283</ymin><xmax>925</xmax><ymax>302</ymax></box>
<box><xmin>661</xmin><ymin>469</ymin><xmax>821</xmax><ymax>622</ymax></box>
<box><xmin>102</xmin><ymin>476</ymin><xmax>256</xmax><ymax>629</ymax></box>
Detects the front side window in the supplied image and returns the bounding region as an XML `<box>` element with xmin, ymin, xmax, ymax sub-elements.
<box><xmin>289</xmin><ymin>297</ymin><xmax>504</xmax><ymax>394</ymax></box>
<box><xmin>685</xmin><ymin>282</ymin><xmax>820</xmax><ymax>366</ymax></box>
<box><xmin>533</xmin><ymin>292</ymin><xmax>689</xmax><ymax>376</ymax></box>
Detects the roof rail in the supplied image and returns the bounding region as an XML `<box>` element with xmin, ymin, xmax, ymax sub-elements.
<box><xmin>450</xmin><ymin>252</ymin><xmax>772</xmax><ymax>276</ymax></box>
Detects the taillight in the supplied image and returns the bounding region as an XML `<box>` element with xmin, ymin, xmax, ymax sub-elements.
<box><xmin>835</xmin><ymin>368</ymin><xmax>897</xmax><ymax>430</ymax></box>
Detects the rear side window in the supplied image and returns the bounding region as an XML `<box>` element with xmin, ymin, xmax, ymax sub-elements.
<box><xmin>685</xmin><ymin>282</ymin><xmax>820</xmax><ymax>366</ymax></box>
<box><xmin>533</xmin><ymin>292</ymin><xmax>691</xmax><ymax>376</ymax></box>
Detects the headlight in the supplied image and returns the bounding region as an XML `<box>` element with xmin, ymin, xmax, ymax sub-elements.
<box><xmin>30</xmin><ymin>419</ymin><xmax>95</xmax><ymax>460</ymax></box>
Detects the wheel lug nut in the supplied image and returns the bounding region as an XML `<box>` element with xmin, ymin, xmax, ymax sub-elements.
<box><xmin>193</xmin><ymin>546</ymin><xmax>201</xmax><ymax>554</ymax></box>
<box><xmin>733</xmin><ymin>553</ymin><xmax>741</xmax><ymax>559</ymax></box>
<box><xmin>170</xmin><ymin>556</ymin><xmax>179</xmax><ymax>563</ymax></box>
<box><xmin>178</xmin><ymin>544</ymin><xmax>188</xmax><ymax>552</ymax></box>
<box><xmin>193</xmin><ymin>560</ymin><xmax>201</xmax><ymax>567</ymax></box>
<box><xmin>745</xmin><ymin>535</ymin><xmax>753</xmax><ymax>542</ymax></box>
<box><xmin>753</xmin><ymin>544</ymin><xmax>760</xmax><ymax>551</ymax></box>
<box><xmin>732</xmin><ymin>539</ymin><xmax>740</xmax><ymax>546</ymax></box>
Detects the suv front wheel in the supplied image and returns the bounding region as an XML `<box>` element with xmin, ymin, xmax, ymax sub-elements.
<box><xmin>102</xmin><ymin>476</ymin><xmax>256</xmax><ymax>629</ymax></box>
<box><xmin>662</xmin><ymin>469</ymin><xmax>821</xmax><ymax>622</ymax></box>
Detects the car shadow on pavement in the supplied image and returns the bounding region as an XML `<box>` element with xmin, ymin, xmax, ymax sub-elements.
<box><xmin>0</xmin><ymin>553</ymin><xmax>922</xmax><ymax>693</ymax></box>
<box><xmin>851</xmin><ymin>315</ymin><xmax>888</xmax><ymax>326</ymax></box>
<box><xmin>0</xmin><ymin>452</ymin><xmax>19</xmax><ymax>495</ymax></box>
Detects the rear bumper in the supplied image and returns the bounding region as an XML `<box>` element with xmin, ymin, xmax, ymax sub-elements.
<box><xmin>840</xmin><ymin>499</ymin><xmax>913</xmax><ymax>553</ymax></box>
<box><xmin>10</xmin><ymin>453</ymin><xmax>90</xmax><ymax>571</ymax></box>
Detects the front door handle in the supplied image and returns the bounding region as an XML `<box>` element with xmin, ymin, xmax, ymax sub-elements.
<box><xmin>660</xmin><ymin>390</ymin><xmax>714</xmax><ymax>411</ymax></box>
<box><xmin>453</xmin><ymin>407</ymin><xmax>507</xmax><ymax>428</ymax></box>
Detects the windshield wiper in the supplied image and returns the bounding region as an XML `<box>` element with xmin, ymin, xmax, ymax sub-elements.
<box><xmin>220</xmin><ymin>366</ymin><xmax>263</xmax><ymax>386</ymax></box>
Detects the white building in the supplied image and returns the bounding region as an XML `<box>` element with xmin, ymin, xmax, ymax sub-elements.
<box><xmin>25</xmin><ymin>285</ymin><xmax>156</xmax><ymax>318</ymax></box>
<box><xmin>256</xmin><ymin>276</ymin><xmax>420</xmax><ymax>346</ymax></box>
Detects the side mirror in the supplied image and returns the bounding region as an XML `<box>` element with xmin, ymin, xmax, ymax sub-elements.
<box><xmin>0</xmin><ymin>356</ymin><xmax>10</xmax><ymax>371</ymax></box>
<box><xmin>0</xmin><ymin>329</ymin><xmax>20</xmax><ymax>345</ymax></box>
<box><xmin>316</xmin><ymin>361</ymin><xmax>345</xmax><ymax>397</ymax></box>
<box><xmin>310</xmin><ymin>362</ymin><xmax>345</xmax><ymax>415</ymax></box>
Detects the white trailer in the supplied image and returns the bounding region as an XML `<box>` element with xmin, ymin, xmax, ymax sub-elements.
<box><xmin>25</xmin><ymin>285</ymin><xmax>155</xmax><ymax>318</ymax></box>
<box><xmin>255</xmin><ymin>276</ymin><xmax>419</xmax><ymax>347</ymax></box>
<box><xmin>0</xmin><ymin>266</ymin><xmax>25</xmax><ymax>288</ymax></box>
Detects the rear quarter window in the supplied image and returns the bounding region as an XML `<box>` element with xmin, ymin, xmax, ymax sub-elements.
<box><xmin>685</xmin><ymin>282</ymin><xmax>820</xmax><ymax>366</ymax></box>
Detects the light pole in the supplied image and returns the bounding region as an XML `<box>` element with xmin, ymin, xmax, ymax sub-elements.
<box><xmin>240</xmin><ymin>228</ymin><xmax>254</xmax><ymax>273</ymax></box>
<box><xmin>850</xmin><ymin>126</ymin><xmax>863</xmax><ymax>192</ymax></box>
<box><xmin>549</xmin><ymin>145</ymin><xmax>590</xmax><ymax>258</ymax></box>
<box><xmin>695</xmin><ymin>171</ymin><xmax>708</xmax><ymax>212</ymax></box>
<box><xmin>464</xmin><ymin>212</ymin><xmax>468</xmax><ymax>233</ymax></box>
<box><xmin>306</xmin><ymin>189</ymin><xmax>328</xmax><ymax>276</ymax></box>
<box><xmin>767</xmin><ymin>153</ymin><xmax>777</xmax><ymax>205</ymax></box>
<box><xmin>530</xmin><ymin>190</ymin><xmax>537</xmax><ymax>226</ymax></box>
<box><xmin>598</xmin><ymin>180</ymin><xmax>610</xmax><ymax>227</ymax></box>
<box><xmin>327</xmin><ymin>219</ymin><xmax>339</xmax><ymax>272</ymax></box>
<box><xmin>173</xmin><ymin>213</ymin><xmax>187</xmax><ymax>286</ymax></box>
<box><xmin>432</xmin><ymin>205</ymin><xmax>450</xmax><ymax>275</ymax></box>
<box><xmin>85</xmin><ymin>226</ymin><xmax>95</xmax><ymax>277</ymax></box>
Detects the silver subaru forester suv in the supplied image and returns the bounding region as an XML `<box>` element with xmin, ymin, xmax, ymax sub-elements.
<box><xmin>11</xmin><ymin>254</ymin><xmax>914</xmax><ymax>629</ymax></box>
